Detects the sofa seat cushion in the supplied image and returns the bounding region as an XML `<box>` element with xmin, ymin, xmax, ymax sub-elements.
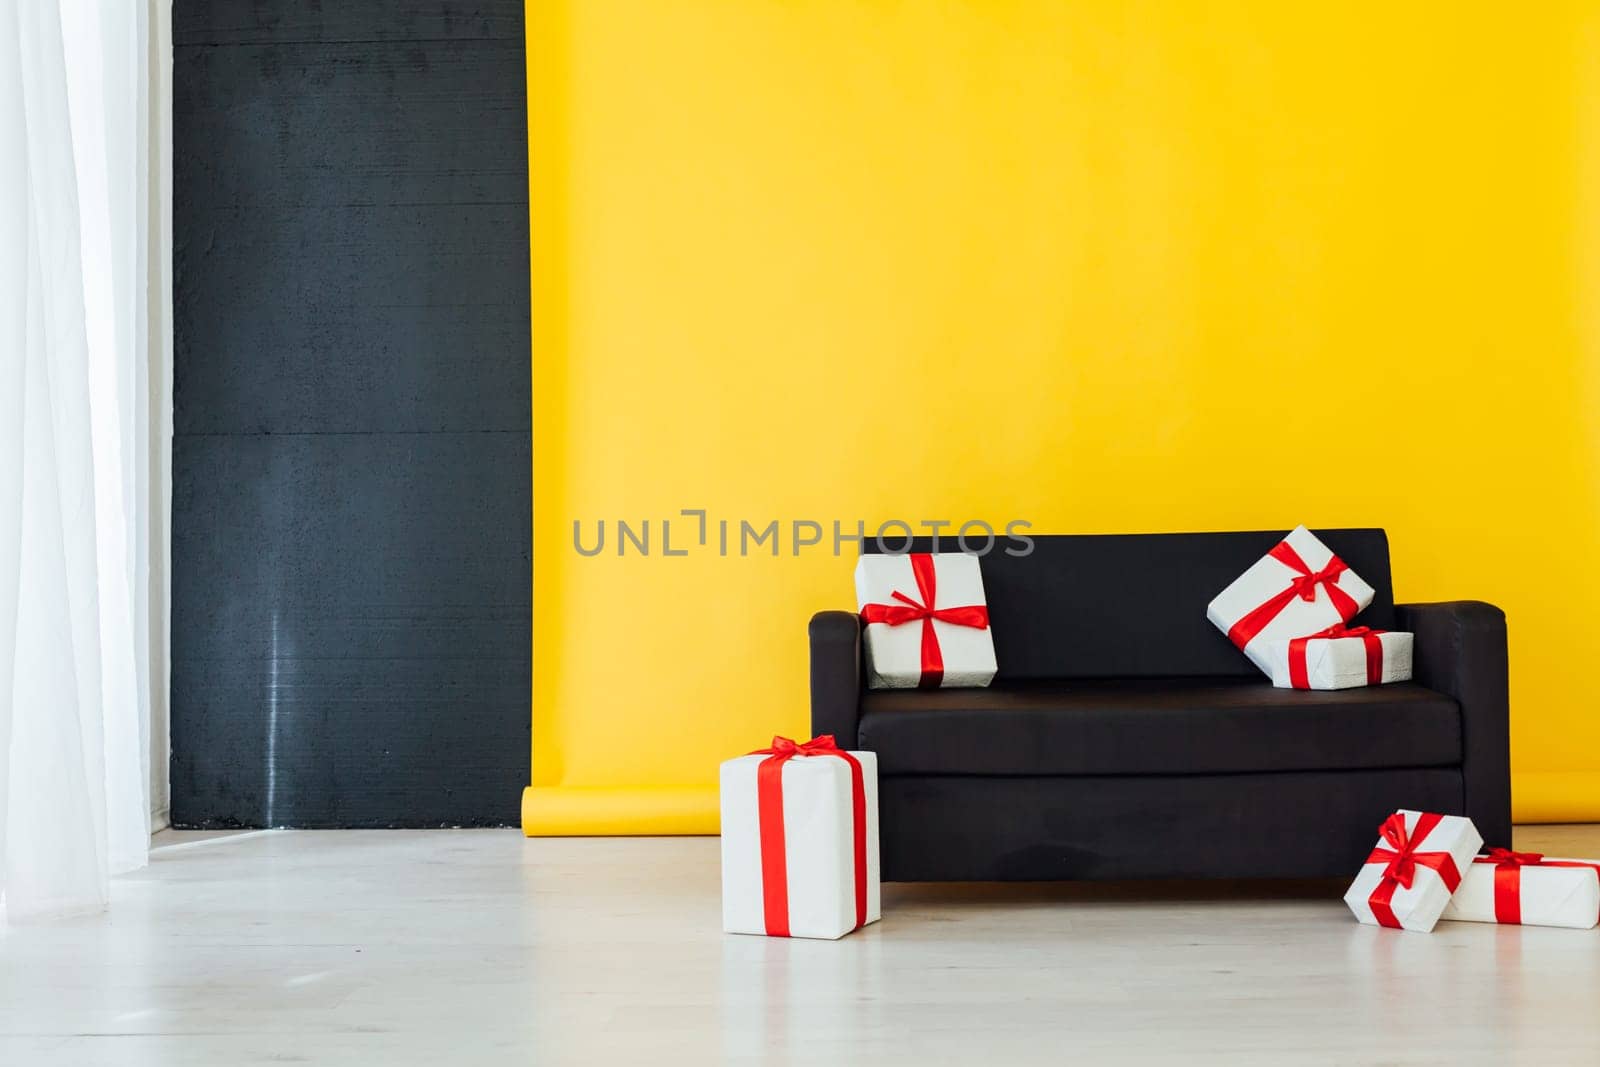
<box><xmin>857</xmin><ymin>678</ymin><xmax>1460</xmax><ymax>777</ymax></box>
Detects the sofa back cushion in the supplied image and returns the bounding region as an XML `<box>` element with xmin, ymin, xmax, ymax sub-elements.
<box><xmin>863</xmin><ymin>529</ymin><xmax>1395</xmax><ymax>680</ymax></box>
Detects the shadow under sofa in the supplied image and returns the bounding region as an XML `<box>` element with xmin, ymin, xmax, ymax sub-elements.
<box><xmin>810</xmin><ymin>529</ymin><xmax>1510</xmax><ymax>882</ymax></box>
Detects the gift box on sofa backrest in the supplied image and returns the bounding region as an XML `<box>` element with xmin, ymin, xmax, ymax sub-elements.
<box><xmin>861</xmin><ymin>529</ymin><xmax>1398</xmax><ymax>680</ymax></box>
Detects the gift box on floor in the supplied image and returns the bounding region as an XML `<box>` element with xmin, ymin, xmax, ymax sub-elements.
<box><xmin>1440</xmin><ymin>849</ymin><xmax>1600</xmax><ymax>930</ymax></box>
<box><xmin>855</xmin><ymin>551</ymin><xmax>996</xmax><ymax>689</ymax></box>
<box><xmin>720</xmin><ymin>736</ymin><xmax>881</xmax><ymax>940</ymax></box>
<box><xmin>1265</xmin><ymin>624</ymin><xmax>1413</xmax><ymax>690</ymax></box>
<box><xmin>1207</xmin><ymin>526</ymin><xmax>1375</xmax><ymax>677</ymax></box>
<box><xmin>1345</xmin><ymin>810</ymin><xmax>1483</xmax><ymax>932</ymax></box>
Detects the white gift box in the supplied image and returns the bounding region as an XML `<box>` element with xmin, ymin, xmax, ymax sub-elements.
<box><xmin>1440</xmin><ymin>855</ymin><xmax>1600</xmax><ymax>930</ymax></box>
<box><xmin>720</xmin><ymin>743</ymin><xmax>881</xmax><ymax>940</ymax></box>
<box><xmin>1345</xmin><ymin>810</ymin><xmax>1483</xmax><ymax>932</ymax></box>
<box><xmin>1207</xmin><ymin>525</ymin><xmax>1375</xmax><ymax>677</ymax></box>
<box><xmin>855</xmin><ymin>552</ymin><xmax>996</xmax><ymax>689</ymax></box>
<box><xmin>1265</xmin><ymin>628</ymin><xmax>1413</xmax><ymax>690</ymax></box>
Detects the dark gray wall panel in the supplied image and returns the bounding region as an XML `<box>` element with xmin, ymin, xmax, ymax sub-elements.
<box><xmin>171</xmin><ymin>433</ymin><xmax>529</xmax><ymax>827</ymax></box>
<box><xmin>173</xmin><ymin>42</ymin><xmax>528</xmax><ymax>210</ymax></box>
<box><xmin>172</xmin><ymin>1</ymin><xmax>529</xmax><ymax>827</ymax></box>
<box><xmin>174</xmin><ymin>2</ymin><xmax>522</xmax><ymax>45</ymax></box>
<box><xmin>175</xmin><ymin>202</ymin><xmax>529</xmax><ymax>434</ymax></box>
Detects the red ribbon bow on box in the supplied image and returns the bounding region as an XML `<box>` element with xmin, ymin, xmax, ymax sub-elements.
<box><xmin>747</xmin><ymin>735</ymin><xmax>868</xmax><ymax>938</ymax></box>
<box><xmin>860</xmin><ymin>553</ymin><xmax>990</xmax><ymax>688</ymax></box>
<box><xmin>1365</xmin><ymin>812</ymin><xmax>1463</xmax><ymax>929</ymax></box>
<box><xmin>1226</xmin><ymin>540</ymin><xmax>1359</xmax><ymax>651</ymax></box>
<box><xmin>1484</xmin><ymin>847</ymin><xmax>1546</xmax><ymax>867</ymax></box>
<box><xmin>1287</xmin><ymin>623</ymin><xmax>1386</xmax><ymax>689</ymax></box>
<box><xmin>1474</xmin><ymin>847</ymin><xmax>1600</xmax><ymax>925</ymax></box>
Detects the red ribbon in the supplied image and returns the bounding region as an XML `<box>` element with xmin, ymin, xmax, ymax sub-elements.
<box><xmin>1365</xmin><ymin>812</ymin><xmax>1463</xmax><ymax>929</ymax></box>
<box><xmin>746</xmin><ymin>735</ymin><xmax>868</xmax><ymax>938</ymax></box>
<box><xmin>1473</xmin><ymin>848</ymin><xmax>1600</xmax><ymax>925</ymax></box>
<box><xmin>1287</xmin><ymin>623</ymin><xmax>1386</xmax><ymax>689</ymax></box>
<box><xmin>1226</xmin><ymin>540</ymin><xmax>1359</xmax><ymax>651</ymax></box>
<box><xmin>860</xmin><ymin>553</ymin><xmax>990</xmax><ymax>688</ymax></box>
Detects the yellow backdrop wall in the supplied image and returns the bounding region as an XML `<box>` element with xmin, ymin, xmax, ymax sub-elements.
<box><xmin>525</xmin><ymin>1</ymin><xmax>1600</xmax><ymax>833</ymax></box>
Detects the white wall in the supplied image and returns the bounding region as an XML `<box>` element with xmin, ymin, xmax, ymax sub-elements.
<box><xmin>144</xmin><ymin>0</ymin><xmax>172</xmax><ymax>831</ymax></box>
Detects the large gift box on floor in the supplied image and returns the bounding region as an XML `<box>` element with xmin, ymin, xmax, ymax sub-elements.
<box><xmin>855</xmin><ymin>551</ymin><xmax>995</xmax><ymax>689</ymax></box>
<box><xmin>720</xmin><ymin>736</ymin><xmax>881</xmax><ymax>940</ymax></box>
<box><xmin>1207</xmin><ymin>525</ymin><xmax>1375</xmax><ymax>677</ymax></box>
<box><xmin>1265</xmin><ymin>624</ymin><xmax>1413</xmax><ymax>690</ymax></box>
<box><xmin>1345</xmin><ymin>810</ymin><xmax>1483</xmax><ymax>932</ymax></box>
<box><xmin>1440</xmin><ymin>850</ymin><xmax>1600</xmax><ymax>930</ymax></box>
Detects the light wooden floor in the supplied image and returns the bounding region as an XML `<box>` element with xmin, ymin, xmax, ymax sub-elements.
<box><xmin>2</xmin><ymin>826</ymin><xmax>1599</xmax><ymax>1065</ymax></box>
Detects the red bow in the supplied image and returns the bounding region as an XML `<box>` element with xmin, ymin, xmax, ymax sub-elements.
<box><xmin>1364</xmin><ymin>812</ymin><xmax>1463</xmax><ymax>928</ymax></box>
<box><xmin>1226</xmin><ymin>540</ymin><xmax>1359</xmax><ymax>651</ymax></box>
<box><xmin>860</xmin><ymin>553</ymin><xmax>989</xmax><ymax>688</ymax></box>
<box><xmin>1483</xmin><ymin>847</ymin><xmax>1545</xmax><ymax>867</ymax></box>
<box><xmin>746</xmin><ymin>735</ymin><xmax>868</xmax><ymax>937</ymax></box>
<box><xmin>1287</xmin><ymin>623</ymin><xmax>1386</xmax><ymax>689</ymax></box>
<box><xmin>1472</xmin><ymin>848</ymin><xmax>1600</xmax><ymax>925</ymax></box>
<box><xmin>750</xmin><ymin>735</ymin><xmax>845</xmax><ymax>760</ymax></box>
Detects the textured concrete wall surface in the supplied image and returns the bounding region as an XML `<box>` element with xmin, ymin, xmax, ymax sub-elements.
<box><xmin>172</xmin><ymin>1</ymin><xmax>530</xmax><ymax>826</ymax></box>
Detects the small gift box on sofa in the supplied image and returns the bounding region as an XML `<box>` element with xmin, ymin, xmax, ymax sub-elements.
<box><xmin>720</xmin><ymin>736</ymin><xmax>881</xmax><ymax>940</ymax></box>
<box><xmin>1345</xmin><ymin>810</ymin><xmax>1482</xmax><ymax>932</ymax></box>
<box><xmin>1265</xmin><ymin>624</ymin><xmax>1413</xmax><ymax>690</ymax></box>
<box><xmin>1440</xmin><ymin>849</ymin><xmax>1600</xmax><ymax>930</ymax></box>
<box><xmin>1207</xmin><ymin>525</ymin><xmax>1375</xmax><ymax>677</ymax></box>
<box><xmin>855</xmin><ymin>551</ymin><xmax>995</xmax><ymax>689</ymax></box>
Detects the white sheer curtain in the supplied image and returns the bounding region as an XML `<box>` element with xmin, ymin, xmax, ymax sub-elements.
<box><xmin>1</xmin><ymin>0</ymin><xmax>155</xmax><ymax>921</ymax></box>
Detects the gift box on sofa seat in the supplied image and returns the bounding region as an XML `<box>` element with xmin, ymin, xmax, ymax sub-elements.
<box><xmin>809</xmin><ymin>530</ymin><xmax>1510</xmax><ymax>883</ymax></box>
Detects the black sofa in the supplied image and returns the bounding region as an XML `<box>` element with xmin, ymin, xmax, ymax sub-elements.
<box><xmin>810</xmin><ymin>529</ymin><xmax>1509</xmax><ymax>881</ymax></box>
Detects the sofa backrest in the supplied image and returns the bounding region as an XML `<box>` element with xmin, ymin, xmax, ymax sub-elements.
<box><xmin>864</xmin><ymin>528</ymin><xmax>1395</xmax><ymax>680</ymax></box>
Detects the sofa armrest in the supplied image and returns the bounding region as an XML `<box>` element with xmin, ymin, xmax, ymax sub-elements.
<box><xmin>810</xmin><ymin>610</ymin><xmax>862</xmax><ymax>746</ymax></box>
<box><xmin>1395</xmin><ymin>600</ymin><xmax>1511</xmax><ymax>848</ymax></box>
